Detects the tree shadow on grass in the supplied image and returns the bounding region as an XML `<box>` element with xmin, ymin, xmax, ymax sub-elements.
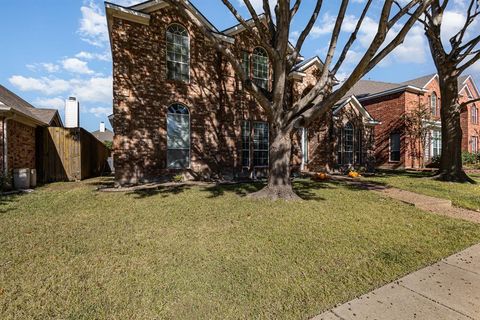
<box><xmin>128</xmin><ymin>184</ymin><xmax>193</xmax><ymax>199</ymax></box>
<box><xmin>0</xmin><ymin>194</ymin><xmax>21</xmax><ymax>214</ymax></box>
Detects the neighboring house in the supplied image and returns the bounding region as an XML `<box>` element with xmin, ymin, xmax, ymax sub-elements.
<box><xmin>346</xmin><ymin>74</ymin><xmax>480</xmax><ymax>169</ymax></box>
<box><xmin>92</xmin><ymin>122</ymin><xmax>114</xmax><ymax>144</ymax></box>
<box><xmin>106</xmin><ymin>1</ymin><xmax>377</xmax><ymax>185</ymax></box>
<box><xmin>0</xmin><ymin>85</ymin><xmax>62</xmax><ymax>179</ymax></box>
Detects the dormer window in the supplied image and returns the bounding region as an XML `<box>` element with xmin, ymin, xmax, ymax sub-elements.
<box><xmin>166</xmin><ymin>24</ymin><xmax>190</xmax><ymax>82</ymax></box>
<box><xmin>252</xmin><ymin>47</ymin><xmax>269</xmax><ymax>90</ymax></box>
<box><xmin>430</xmin><ymin>92</ymin><xmax>437</xmax><ymax>116</ymax></box>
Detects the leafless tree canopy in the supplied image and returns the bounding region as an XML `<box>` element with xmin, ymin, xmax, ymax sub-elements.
<box><xmin>165</xmin><ymin>0</ymin><xmax>433</xmax><ymax>199</ymax></box>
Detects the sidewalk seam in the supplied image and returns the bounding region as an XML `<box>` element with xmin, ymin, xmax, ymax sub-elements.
<box><xmin>398</xmin><ymin>281</ymin><xmax>475</xmax><ymax>320</ymax></box>
<box><xmin>441</xmin><ymin>260</ymin><xmax>480</xmax><ymax>276</ymax></box>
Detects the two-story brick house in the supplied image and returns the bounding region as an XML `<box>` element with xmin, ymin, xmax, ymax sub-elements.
<box><xmin>106</xmin><ymin>1</ymin><xmax>378</xmax><ymax>185</ymax></box>
<box><xmin>346</xmin><ymin>74</ymin><xmax>480</xmax><ymax>169</ymax></box>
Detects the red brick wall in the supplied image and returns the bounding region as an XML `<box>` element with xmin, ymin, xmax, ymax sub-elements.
<box><xmin>2</xmin><ymin>120</ymin><xmax>36</xmax><ymax>172</ymax></box>
<box><xmin>460</xmin><ymin>78</ymin><xmax>480</xmax><ymax>152</ymax></box>
<box><xmin>363</xmin><ymin>92</ymin><xmax>407</xmax><ymax>169</ymax></box>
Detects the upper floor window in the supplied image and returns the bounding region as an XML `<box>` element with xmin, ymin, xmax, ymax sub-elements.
<box><xmin>430</xmin><ymin>92</ymin><xmax>437</xmax><ymax>116</ymax></box>
<box><xmin>472</xmin><ymin>105</ymin><xmax>478</xmax><ymax>124</ymax></box>
<box><xmin>166</xmin><ymin>24</ymin><xmax>190</xmax><ymax>82</ymax></box>
<box><xmin>167</xmin><ymin>103</ymin><xmax>190</xmax><ymax>168</ymax></box>
<box><xmin>252</xmin><ymin>47</ymin><xmax>269</xmax><ymax>90</ymax></box>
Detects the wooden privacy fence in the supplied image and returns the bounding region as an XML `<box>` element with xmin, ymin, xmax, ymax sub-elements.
<box><xmin>37</xmin><ymin>127</ymin><xmax>110</xmax><ymax>182</ymax></box>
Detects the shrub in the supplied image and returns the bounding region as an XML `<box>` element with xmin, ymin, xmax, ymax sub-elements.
<box><xmin>172</xmin><ymin>174</ymin><xmax>184</xmax><ymax>183</ymax></box>
<box><xmin>462</xmin><ymin>152</ymin><xmax>479</xmax><ymax>165</ymax></box>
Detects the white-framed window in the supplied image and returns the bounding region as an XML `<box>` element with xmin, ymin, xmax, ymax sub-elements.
<box><xmin>167</xmin><ymin>104</ymin><xmax>190</xmax><ymax>168</ymax></box>
<box><xmin>390</xmin><ymin>132</ymin><xmax>401</xmax><ymax>162</ymax></box>
<box><xmin>241</xmin><ymin>121</ymin><xmax>269</xmax><ymax>168</ymax></box>
<box><xmin>241</xmin><ymin>121</ymin><xmax>250</xmax><ymax>167</ymax></box>
<box><xmin>252</xmin><ymin>47</ymin><xmax>269</xmax><ymax>90</ymax></box>
<box><xmin>337</xmin><ymin>123</ymin><xmax>364</xmax><ymax>165</ymax></box>
<box><xmin>301</xmin><ymin>127</ymin><xmax>309</xmax><ymax>166</ymax></box>
<box><xmin>431</xmin><ymin>92</ymin><xmax>437</xmax><ymax>116</ymax></box>
<box><xmin>166</xmin><ymin>24</ymin><xmax>190</xmax><ymax>82</ymax></box>
<box><xmin>472</xmin><ymin>136</ymin><xmax>478</xmax><ymax>153</ymax></box>
<box><xmin>472</xmin><ymin>105</ymin><xmax>478</xmax><ymax>124</ymax></box>
<box><xmin>431</xmin><ymin>129</ymin><xmax>442</xmax><ymax>157</ymax></box>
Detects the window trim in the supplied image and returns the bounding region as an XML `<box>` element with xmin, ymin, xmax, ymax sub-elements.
<box><xmin>472</xmin><ymin>136</ymin><xmax>478</xmax><ymax>153</ymax></box>
<box><xmin>251</xmin><ymin>47</ymin><xmax>269</xmax><ymax>90</ymax></box>
<box><xmin>252</xmin><ymin>121</ymin><xmax>269</xmax><ymax>168</ymax></box>
<box><xmin>389</xmin><ymin>132</ymin><xmax>401</xmax><ymax>163</ymax></box>
<box><xmin>430</xmin><ymin>92</ymin><xmax>437</xmax><ymax>116</ymax></box>
<box><xmin>166</xmin><ymin>103</ymin><xmax>191</xmax><ymax>169</ymax></box>
<box><xmin>166</xmin><ymin>23</ymin><xmax>190</xmax><ymax>83</ymax></box>
<box><xmin>472</xmin><ymin>105</ymin><xmax>478</xmax><ymax>125</ymax></box>
<box><xmin>241</xmin><ymin>121</ymin><xmax>251</xmax><ymax>168</ymax></box>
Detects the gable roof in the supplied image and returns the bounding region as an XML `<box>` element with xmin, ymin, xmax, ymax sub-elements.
<box><xmin>333</xmin><ymin>95</ymin><xmax>379</xmax><ymax>126</ymax></box>
<box><xmin>92</xmin><ymin>129</ymin><xmax>114</xmax><ymax>143</ymax></box>
<box><xmin>401</xmin><ymin>74</ymin><xmax>437</xmax><ymax>88</ymax></box>
<box><xmin>344</xmin><ymin>80</ymin><xmax>416</xmax><ymax>100</ymax></box>
<box><xmin>0</xmin><ymin>84</ymin><xmax>62</xmax><ymax>127</ymax></box>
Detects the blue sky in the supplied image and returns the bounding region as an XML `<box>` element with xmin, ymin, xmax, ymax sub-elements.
<box><xmin>0</xmin><ymin>0</ymin><xmax>478</xmax><ymax>132</ymax></box>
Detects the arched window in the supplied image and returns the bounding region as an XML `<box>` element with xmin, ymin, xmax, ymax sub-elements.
<box><xmin>167</xmin><ymin>104</ymin><xmax>190</xmax><ymax>168</ymax></box>
<box><xmin>252</xmin><ymin>47</ymin><xmax>269</xmax><ymax>89</ymax></box>
<box><xmin>166</xmin><ymin>24</ymin><xmax>190</xmax><ymax>82</ymax></box>
<box><xmin>472</xmin><ymin>104</ymin><xmax>478</xmax><ymax>124</ymax></box>
<box><xmin>431</xmin><ymin>92</ymin><xmax>437</xmax><ymax>116</ymax></box>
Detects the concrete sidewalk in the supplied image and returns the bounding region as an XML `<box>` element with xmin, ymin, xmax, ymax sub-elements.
<box><xmin>313</xmin><ymin>244</ymin><xmax>480</xmax><ymax>320</ymax></box>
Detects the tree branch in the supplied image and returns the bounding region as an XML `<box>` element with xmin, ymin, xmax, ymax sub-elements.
<box><xmin>290</xmin><ymin>0</ymin><xmax>323</xmax><ymax>65</ymax></box>
<box><xmin>332</xmin><ymin>0</ymin><xmax>373</xmax><ymax>74</ymax></box>
<box><xmin>460</xmin><ymin>97</ymin><xmax>480</xmax><ymax>108</ymax></box>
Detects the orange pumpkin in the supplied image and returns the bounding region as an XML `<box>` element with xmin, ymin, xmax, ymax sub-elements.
<box><xmin>348</xmin><ymin>171</ymin><xmax>360</xmax><ymax>178</ymax></box>
<box><xmin>313</xmin><ymin>172</ymin><xmax>329</xmax><ymax>181</ymax></box>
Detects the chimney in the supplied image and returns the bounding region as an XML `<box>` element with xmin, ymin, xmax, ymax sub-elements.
<box><xmin>100</xmin><ymin>121</ymin><xmax>106</xmax><ymax>133</ymax></box>
<box><xmin>65</xmin><ymin>97</ymin><xmax>80</xmax><ymax>128</ymax></box>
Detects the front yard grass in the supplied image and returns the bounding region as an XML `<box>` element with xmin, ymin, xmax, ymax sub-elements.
<box><xmin>1</xmin><ymin>178</ymin><xmax>480</xmax><ymax>319</ymax></box>
<box><xmin>366</xmin><ymin>171</ymin><xmax>480</xmax><ymax>211</ymax></box>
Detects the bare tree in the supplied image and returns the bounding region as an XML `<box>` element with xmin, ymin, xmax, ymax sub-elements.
<box><xmin>166</xmin><ymin>0</ymin><xmax>432</xmax><ymax>200</ymax></box>
<box><xmin>418</xmin><ymin>0</ymin><xmax>480</xmax><ymax>182</ymax></box>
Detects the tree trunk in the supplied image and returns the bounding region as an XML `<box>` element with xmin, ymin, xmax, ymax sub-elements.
<box><xmin>248</xmin><ymin>127</ymin><xmax>301</xmax><ymax>201</ymax></box>
<box><xmin>436</xmin><ymin>75</ymin><xmax>473</xmax><ymax>183</ymax></box>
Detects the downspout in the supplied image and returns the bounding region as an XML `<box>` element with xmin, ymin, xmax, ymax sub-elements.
<box><xmin>2</xmin><ymin>115</ymin><xmax>13</xmax><ymax>176</ymax></box>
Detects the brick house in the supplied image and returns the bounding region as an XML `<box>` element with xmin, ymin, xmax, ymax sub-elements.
<box><xmin>346</xmin><ymin>74</ymin><xmax>480</xmax><ymax>169</ymax></box>
<box><xmin>106</xmin><ymin>1</ymin><xmax>378</xmax><ymax>185</ymax></box>
<box><xmin>0</xmin><ymin>84</ymin><xmax>62</xmax><ymax>179</ymax></box>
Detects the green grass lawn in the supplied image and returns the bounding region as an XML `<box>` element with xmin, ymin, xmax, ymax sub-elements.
<box><xmin>365</xmin><ymin>171</ymin><xmax>480</xmax><ymax>211</ymax></box>
<box><xmin>1</xmin><ymin>178</ymin><xmax>480</xmax><ymax>319</ymax></box>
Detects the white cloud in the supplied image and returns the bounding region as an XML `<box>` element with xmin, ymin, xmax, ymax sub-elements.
<box><xmin>79</xmin><ymin>1</ymin><xmax>108</xmax><ymax>47</ymax></box>
<box><xmin>9</xmin><ymin>75</ymin><xmax>113</xmax><ymax>105</ymax></box>
<box><xmin>26</xmin><ymin>62</ymin><xmax>61</xmax><ymax>73</ymax></box>
<box><xmin>89</xmin><ymin>106</ymin><xmax>112</xmax><ymax>118</ymax></box>
<box><xmin>391</xmin><ymin>25</ymin><xmax>427</xmax><ymax>64</ymax></box>
<box><xmin>75</xmin><ymin>51</ymin><xmax>111</xmax><ymax>61</ymax></box>
<box><xmin>62</xmin><ymin>58</ymin><xmax>94</xmax><ymax>74</ymax></box>
<box><xmin>9</xmin><ymin>76</ymin><xmax>70</xmax><ymax>95</ymax></box>
<box><xmin>34</xmin><ymin>97</ymin><xmax>65</xmax><ymax>110</ymax></box>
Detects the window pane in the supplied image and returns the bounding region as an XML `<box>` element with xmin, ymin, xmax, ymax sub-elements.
<box><xmin>390</xmin><ymin>133</ymin><xmax>401</xmax><ymax>161</ymax></box>
<box><xmin>241</xmin><ymin>121</ymin><xmax>250</xmax><ymax>167</ymax></box>
<box><xmin>167</xmin><ymin>104</ymin><xmax>190</xmax><ymax>168</ymax></box>
<box><xmin>253</xmin><ymin>122</ymin><xmax>269</xmax><ymax>167</ymax></box>
<box><xmin>167</xmin><ymin>149</ymin><xmax>190</xmax><ymax>169</ymax></box>
<box><xmin>166</xmin><ymin>25</ymin><xmax>189</xmax><ymax>81</ymax></box>
<box><xmin>252</xmin><ymin>48</ymin><xmax>269</xmax><ymax>89</ymax></box>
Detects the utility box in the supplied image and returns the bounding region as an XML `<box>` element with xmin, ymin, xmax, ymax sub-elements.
<box><xmin>13</xmin><ymin>168</ymin><xmax>31</xmax><ymax>190</ymax></box>
<box><xmin>30</xmin><ymin>169</ymin><xmax>37</xmax><ymax>188</ymax></box>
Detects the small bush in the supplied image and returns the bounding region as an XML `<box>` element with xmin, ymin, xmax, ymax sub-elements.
<box><xmin>462</xmin><ymin>152</ymin><xmax>479</xmax><ymax>165</ymax></box>
<box><xmin>172</xmin><ymin>174</ymin><xmax>184</xmax><ymax>183</ymax></box>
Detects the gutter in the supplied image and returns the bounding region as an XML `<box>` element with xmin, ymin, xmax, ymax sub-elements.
<box><xmin>357</xmin><ymin>85</ymin><xmax>428</xmax><ymax>102</ymax></box>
